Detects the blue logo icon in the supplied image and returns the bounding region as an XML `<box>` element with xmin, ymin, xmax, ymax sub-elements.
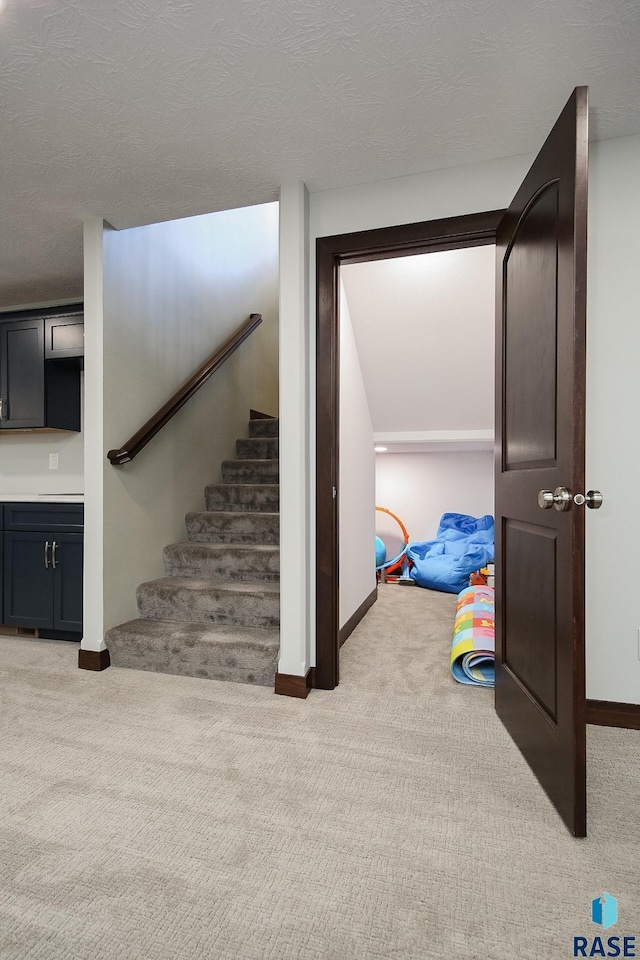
<box><xmin>592</xmin><ymin>893</ymin><xmax>618</xmax><ymax>931</ymax></box>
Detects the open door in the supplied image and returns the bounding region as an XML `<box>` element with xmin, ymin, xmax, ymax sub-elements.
<box><xmin>495</xmin><ymin>87</ymin><xmax>589</xmax><ymax>836</ymax></box>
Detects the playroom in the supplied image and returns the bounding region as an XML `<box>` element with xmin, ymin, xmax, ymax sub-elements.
<box><xmin>337</xmin><ymin>240</ymin><xmax>496</xmax><ymax>688</ymax></box>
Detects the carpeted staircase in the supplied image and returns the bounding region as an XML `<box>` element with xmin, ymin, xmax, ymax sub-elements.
<box><xmin>105</xmin><ymin>416</ymin><xmax>280</xmax><ymax>686</ymax></box>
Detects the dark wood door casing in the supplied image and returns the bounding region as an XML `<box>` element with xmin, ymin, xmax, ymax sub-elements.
<box><xmin>315</xmin><ymin>210</ymin><xmax>504</xmax><ymax>690</ymax></box>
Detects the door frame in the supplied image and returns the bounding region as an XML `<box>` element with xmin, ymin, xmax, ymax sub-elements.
<box><xmin>315</xmin><ymin>209</ymin><xmax>505</xmax><ymax>689</ymax></box>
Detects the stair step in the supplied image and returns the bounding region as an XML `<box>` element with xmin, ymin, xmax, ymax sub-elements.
<box><xmin>164</xmin><ymin>542</ymin><xmax>279</xmax><ymax>581</ymax></box>
<box><xmin>186</xmin><ymin>511</ymin><xmax>279</xmax><ymax>544</ymax></box>
<box><xmin>236</xmin><ymin>437</ymin><xmax>279</xmax><ymax>460</ymax></box>
<box><xmin>105</xmin><ymin>619</ymin><xmax>279</xmax><ymax>687</ymax></box>
<box><xmin>137</xmin><ymin>578</ymin><xmax>280</xmax><ymax>628</ymax></box>
<box><xmin>221</xmin><ymin>459</ymin><xmax>279</xmax><ymax>484</ymax></box>
<box><xmin>248</xmin><ymin>418</ymin><xmax>279</xmax><ymax>438</ymax></box>
<box><xmin>204</xmin><ymin>484</ymin><xmax>279</xmax><ymax>513</ymax></box>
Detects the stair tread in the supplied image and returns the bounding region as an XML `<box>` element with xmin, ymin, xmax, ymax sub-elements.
<box><xmin>167</xmin><ymin>542</ymin><xmax>279</xmax><ymax>553</ymax></box>
<box><xmin>236</xmin><ymin>438</ymin><xmax>279</xmax><ymax>458</ymax></box>
<box><xmin>205</xmin><ymin>483</ymin><xmax>279</xmax><ymax>490</ymax></box>
<box><xmin>185</xmin><ymin>511</ymin><xmax>279</xmax><ymax>545</ymax></box>
<box><xmin>188</xmin><ymin>511</ymin><xmax>280</xmax><ymax>519</ymax></box>
<box><xmin>140</xmin><ymin>576</ymin><xmax>280</xmax><ymax>595</ymax></box>
<box><xmin>106</xmin><ymin>618</ymin><xmax>280</xmax><ymax>651</ymax></box>
<box><xmin>222</xmin><ymin>459</ymin><xmax>279</xmax><ymax>466</ymax></box>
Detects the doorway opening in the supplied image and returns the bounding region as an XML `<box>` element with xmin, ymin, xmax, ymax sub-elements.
<box><xmin>315</xmin><ymin>210</ymin><xmax>503</xmax><ymax>691</ymax></box>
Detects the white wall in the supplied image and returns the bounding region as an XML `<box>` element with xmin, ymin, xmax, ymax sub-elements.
<box><xmin>375</xmin><ymin>451</ymin><xmax>494</xmax><ymax>559</ymax></box>
<box><xmin>586</xmin><ymin>135</ymin><xmax>640</xmax><ymax>704</ymax></box>
<box><xmin>277</xmin><ymin>182</ymin><xmax>311</xmax><ymax>676</ymax></box>
<box><xmin>276</xmin><ymin>134</ymin><xmax>640</xmax><ymax>704</ymax></box>
<box><xmin>82</xmin><ymin>203</ymin><xmax>279</xmax><ymax>650</ymax></box>
<box><xmin>339</xmin><ymin>277</ymin><xmax>375</xmax><ymax>627</ymax></box>
<box><xmin>341</xmin><ymin>246</ymin><xmax>495</xmax><ymax>433</ymax></box>
<box><xmin>0</xmin><ymin>428</ymin><xmax>84</xmax><ymax>497</ymax></box>
<box><xmin>83</xmin><ymin>219</ymin><xmax>105</xmax><ymax>651</ymax></box>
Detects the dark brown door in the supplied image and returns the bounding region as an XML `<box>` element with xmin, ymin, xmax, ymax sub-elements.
<box><xmin>495</xmin><ymin>87</ymin><xmax>589</xmax><ymax>836</ymax></box>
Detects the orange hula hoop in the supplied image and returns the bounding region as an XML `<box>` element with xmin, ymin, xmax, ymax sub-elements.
<box><xmin>375</xmin><ymin>506</ymin><xmax>410</xmax><ymax>575</ymax></box>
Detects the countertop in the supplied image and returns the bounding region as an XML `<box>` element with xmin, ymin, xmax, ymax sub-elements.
<box><xmin>0</xmin><ymin>494</ymin><xmax>84</xmax><ymax>503</ymax></box>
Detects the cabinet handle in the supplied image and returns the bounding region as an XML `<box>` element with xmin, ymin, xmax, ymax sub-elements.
<box><xmin>0</xmin><ymin>398</ymin><xmax>6</xmax><ymax>420</ymax></box>
<box><xmin>44</xmin><ymin>540</ymin><xmax>51</xmax><ymax>568</ymax></box>
<box><xmin>52</xmin><ymin>541</ymin><xmax>58</xmax><ymax>569</ymax></box>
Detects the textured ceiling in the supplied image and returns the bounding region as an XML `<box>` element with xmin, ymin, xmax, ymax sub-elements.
<box><xmin>342</xmin><ymin>246</ymin><xmax>495</xmax><ymax>434</ymax></box>
<box><xmin>1</xmin><ymin>0</ymin><xmax>639</xmax><ymax>306</ymax></box>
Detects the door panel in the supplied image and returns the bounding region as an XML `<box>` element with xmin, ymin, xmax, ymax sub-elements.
<box><xmin>495</xmin><ymin>87</ymin><xmax>588</xmax><ymax>836</ymax></box>
<box><xmin>503</xmin><ymin>520</ymin><xmax>557</xmax><ymax>719</ymax></box>
<box><xmin>503</xmin><ymin>183</ymin><xmax>559</xmax><ymax>469</ymax></box>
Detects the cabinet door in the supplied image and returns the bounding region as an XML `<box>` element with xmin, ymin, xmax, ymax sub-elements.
<box><xmin>52</xmin><ymin>534</ymin><xmax>83</xmax><ymax>632</ymax></box>
<box><xmin>0</xmin><ymin>319</ymin><xmax>45</xmax><ymax>429</ymax></box>
<box><xmin>3</xmin><ymin>532</ymin><xmax>53</xmax><ymax>628</ymax></box>
<box><xmin>45</xmin><ymin>314</ymin><xmax>84</xmax><ymax>359</ymax></box>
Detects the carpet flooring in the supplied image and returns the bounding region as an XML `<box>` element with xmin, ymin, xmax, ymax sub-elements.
<box><xmin>1</xmin><ymin>585</ymin><xmax>639</xmax><ymax>959</ymax></box>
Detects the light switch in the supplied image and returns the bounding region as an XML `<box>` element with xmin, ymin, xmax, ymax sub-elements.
<box><xmin>49</xmin><ymin>453</ymin><xmax>59</xmax><ymax>470</ymax></box>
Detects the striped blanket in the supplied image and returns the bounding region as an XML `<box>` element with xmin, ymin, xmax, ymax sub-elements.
<box><xmin>450</xmin><ymin>585</ymin><xmax>495</xmax><ymax>687</ymax></box>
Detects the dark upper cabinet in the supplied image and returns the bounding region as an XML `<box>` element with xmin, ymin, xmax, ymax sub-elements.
<box><xmin>0</xmin><ymin>305</ymin><xmax>83</xmax><ymax>432</ymax></box>
<box><xmin>45</xmin><ymin>313</ymin><xmax>84</xmax><ymax>360</ymax></box>
<box><xmin>0</xmin><ymin>317</ymin><xmax>45</xmax><ymax>428</ymax></box>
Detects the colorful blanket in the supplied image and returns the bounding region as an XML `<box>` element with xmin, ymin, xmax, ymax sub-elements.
<box><xmin>450</xmin><ymin>585</ymin><xmax>495</xmax><ymax>687</ymax></box>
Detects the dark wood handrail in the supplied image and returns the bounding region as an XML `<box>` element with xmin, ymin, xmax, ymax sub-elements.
<box><xmin>107</xmin><ymin>313</ymin><xmax>263</xmax><ymax>465</ymax></box>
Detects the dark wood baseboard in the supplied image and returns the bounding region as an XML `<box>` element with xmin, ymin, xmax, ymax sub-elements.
<box><xmin>78</xmin><ymin>648</ymin><xmax>111</xmax><ymax>672</ymax></box>
<box><xmin>250</xmin><ymin>409</ymin><xmax>275</xmax><ymax>420</ymax></box>
<box><xmin>586</xmin><ymin>698</ymin><xmax>640</xmax><ymax>730</ymax></box>
<box><xmin>339</xmin><ymin>586</ymin><xmax>378</xmax><ymax>648</ymax></box>
<box><xmin>275</xmin><ymin>669</ymin><xmax>312</xmax><ymax>698</ymax></box>
<box><xmin>308</xmin><ymin>667</ymin><xmax>316</xmax><ymax>689</ymax></box>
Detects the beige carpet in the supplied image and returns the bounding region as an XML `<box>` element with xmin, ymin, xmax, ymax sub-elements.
<box><xmin>1</xmin><ymin>585</ymin><xmax>639</xmax><ymax>959</ymax></box>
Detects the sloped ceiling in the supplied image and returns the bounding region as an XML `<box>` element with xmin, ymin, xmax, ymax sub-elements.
<box><xmin>0</xmin><ymin>0</ymin><xmax>639</xmax><ymax>305</ymax></box>
<box><xmin>341</xmin><ymin>246</ymin><xmax>495</xmax><ymax>435</ymax></box>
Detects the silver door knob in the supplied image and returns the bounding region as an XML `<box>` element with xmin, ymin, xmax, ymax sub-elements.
<box><xmin>538</xmin><ymin>487</ymin><xmax>573</xmax><ymax>511</ymax></box>
<box><xmin>538</xmin><ymin>490</ymin><xmax>555</xmax><ymax>509</ymax></box>
<box><xmin>573</xmin><ymin>490</ymin><xmax>604</xmax><ymax>509</ymax></box>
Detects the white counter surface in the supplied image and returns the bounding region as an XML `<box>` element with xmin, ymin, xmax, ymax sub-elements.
<box><xmin>0</xmin><ymin>494</ymin><xmax>84</xmax><ymax>503</ymax></box>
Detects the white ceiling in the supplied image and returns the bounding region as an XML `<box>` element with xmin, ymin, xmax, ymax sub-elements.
<box><xmin>341</xmin><ymin>245</ymin><xmax>495</xmax><ymax>437</ymax></box>
<box><xmin>1</xmin><ymin>0</ymin><xmax>639</xmax><ymax>306</ymax></box>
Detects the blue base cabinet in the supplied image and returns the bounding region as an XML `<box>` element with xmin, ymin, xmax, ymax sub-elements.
<box><xmin>1</xmin><ymin>503</ymin><xmax>83</xmax><ymax>639</ymax></box>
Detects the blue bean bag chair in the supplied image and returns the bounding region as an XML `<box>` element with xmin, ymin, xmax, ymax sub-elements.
<box><xmin>407</xmin><ymin>513</ymin><xmax>494</xmax><ymax>594</ymax></box>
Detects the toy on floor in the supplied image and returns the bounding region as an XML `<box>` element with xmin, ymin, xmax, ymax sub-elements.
<box><xmin>450</xmin><ymin>584</ymin><xmax>495</xmax><ymax>687</ymax></box>
<box><xmin>375</xmin><ymin>506</ymin><xmax>413</xmax><ymax>583</ymax></box>
<box><xmin>469</xmin><ymin>561</ymin><xmax>495</xmax><ymax>587</ymax></box>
